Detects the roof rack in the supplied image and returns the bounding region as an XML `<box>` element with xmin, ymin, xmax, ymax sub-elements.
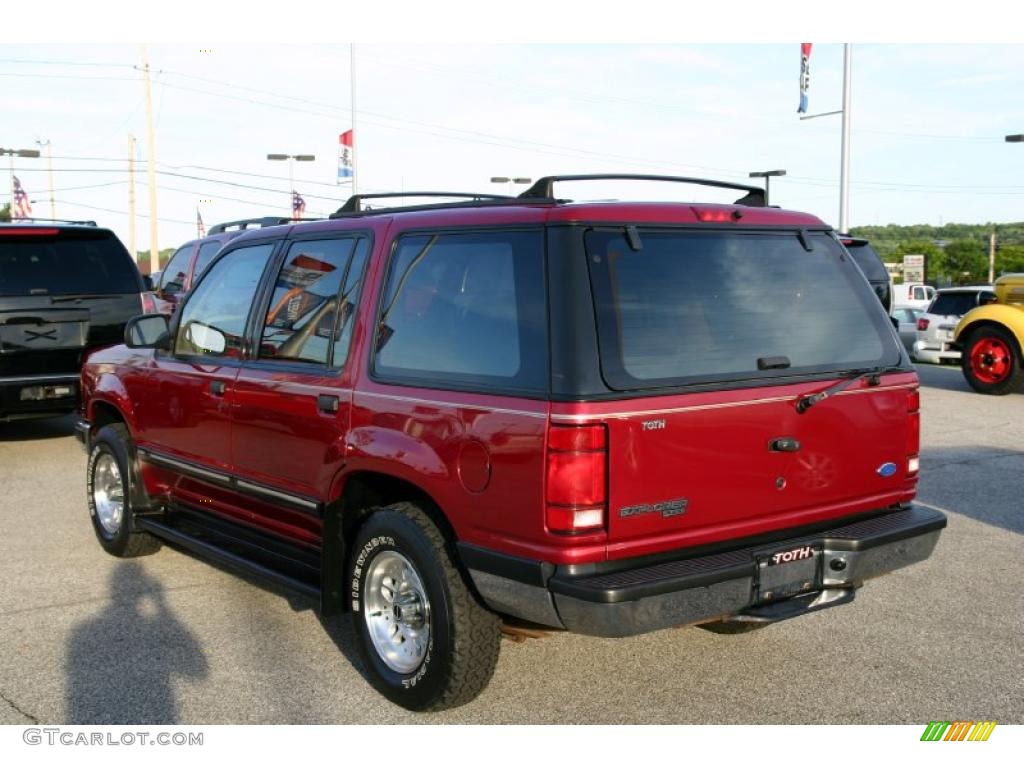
<box><xmin>517</xmin><ymin>174</ymin><xmax>767</xmax><ymax>207</ymax></box>
<box><xmin>331</xmin><ymin>191</ymin><xmax>513</xmax><ymax>217</ymax></box>
<box><xmin>207</xmin><ymin>216</ymin><xmax>317</xmax><ymax>235</ymax></box>
<box><xmin>3</xmin><ymin>217</ymin><xmax>98</xmax><ymax>226</ymax></box>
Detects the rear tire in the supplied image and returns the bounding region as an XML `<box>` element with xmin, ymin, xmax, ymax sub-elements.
<box><xmin>348</xmin><ymin>502</ymin><xmax>500</xmax><ymax>711</ymax></box>
<box><xmin>961</xmin><ymin>325</ymin><xmax>1024</xmax><ymax>395</ymax></box>
<box><xmin>86</xmin><ymin>424</ymin><xmax>161</xmax><ymax>557</ymax></box>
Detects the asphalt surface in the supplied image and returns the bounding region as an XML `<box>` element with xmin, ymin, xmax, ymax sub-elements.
<box><xmin>1</xmin><ymin>364</ymin><xmax>1021</xmax><ymax>725</ymax></box>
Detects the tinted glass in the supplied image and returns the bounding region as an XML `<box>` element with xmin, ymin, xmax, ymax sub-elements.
<box><xmin>332</xmin><ymin>239</ymin><xmax>370</xmax><ymax>369</ymax></box>
<box><xmin>259</xmin><ymin>238</ymin><xmax>356</xmax><ymax>365</ymax></box>
<box><xmin>374</xmin><ymin>230</ymin><xmax>546</xmax><ymax>393</ymax></box>
<box><xmin>159</xmin><ymin>246</ymin><xmax>193</xmax><ymax>293</ymax></box>
<box><xmin>847</xmin><ymin>243</ymin><xmax>889</xmax><ymax>281</ymax></box>
<box><xmin>586</xmin><ymin>230</ymin><xmax>898</xmax><ymax>388</ymax></box>
<box><xmin>0</xmin><ymin>231</ymin><xmax>139</xmax><ymax>296</ymax></box>
<box><xmin>929</xmin><ymin>292</ymin><xmax>979</xmax><ymax>317</ymax></box>
<box><xmin>193</xmin><ymin>240</ymin><xmax>224</xmax><ymax>279</ymax></box>
<box><xmin>175</xmin><ymin>243</ymin><xmax>274</xmax><ymax>358</ymax></box>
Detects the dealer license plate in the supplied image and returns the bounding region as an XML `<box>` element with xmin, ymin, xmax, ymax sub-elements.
<box><xmin>756</xmin><ymin>544</ymin><xmax>821</xmax><ymax>603</ymax></box>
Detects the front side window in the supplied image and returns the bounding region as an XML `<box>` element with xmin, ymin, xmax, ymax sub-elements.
<box><xmin>159</xmin><ymin>245</ymin><xmax>193</xmax><ymax>294</ymax></box>
<box><xmin>174</xmin><ymin>243</ymin><xmax>274</xmax><ymax>358</ymax></box>
<box><xmin>373</xmin><ymin>230</ymin><xmax>546</xmax><ymax>393</ymax></box>
<box><xmin>257</xmin><ymin>238</ymin><xmax>365</xmax><ymax>366</ymax></box>
<box><xmin>192</xmin><ymin>240</ymin><xmax>224</xmax><ymax>282</ymax></box>
<box><xmin>586</xmin><ymin>229</ymin><xmax>900</xmax><ymax>389</ymax></box>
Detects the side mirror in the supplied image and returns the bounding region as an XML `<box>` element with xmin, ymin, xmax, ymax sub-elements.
<box><xmin>183</xmin><ymin>321</ymin><xmax>227</xmax><ymax>355</ymax></box>
<box><xmin>125</xmin><ymin>314</ymin><xmax>171</xmax><ymax>349</ymax></box>
<box><xmin>142</xmin><ymin>274</ymin><xmax>155</xmax><ymax>291</ymax></box>
<box><xmin>978</xmin><ymin>290</ymin><xmax>997</xmax><ymax>306</ymax></box>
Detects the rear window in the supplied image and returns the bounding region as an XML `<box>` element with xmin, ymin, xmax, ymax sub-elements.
<box><xmin>0</xmin><ymin>231</ymin><xmax>140</xmax><ymax>296</ymax></box>
<box><xmin>585</xmin><ymin>229</ymin><xmax>900</xmax><ymax>389</ymax></box>
<box><xmin>928</xmin><ymin>292</ymin><xmax>980</xmax><ymax>317</ymax></box>
<box><xmin>846</xmin><ymin>242</ymin><xmax>889</xmax><ymax>282</ymax></box>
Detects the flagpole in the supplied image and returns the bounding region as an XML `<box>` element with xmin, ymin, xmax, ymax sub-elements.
<box><xmin>839</xmin><ymin>44</ymin><xmax>852</xmax><ymax>233</ymax></box>
<box><xmin>351</xmin><ymin>43</ymin><xmax>358</xmax><ymax>197</ymax></box>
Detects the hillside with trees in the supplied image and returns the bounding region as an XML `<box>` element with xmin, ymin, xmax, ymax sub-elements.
<box><xmin>849</xmin><ymin>221</ymin><xmax>1024</xmax><ymax>285</ymax></box>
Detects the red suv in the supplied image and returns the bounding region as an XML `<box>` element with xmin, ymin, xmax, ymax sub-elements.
<box><xmin>76</xmin><ymin>175</ymin><xmax>945</xmax><ymax>711</ymax></box>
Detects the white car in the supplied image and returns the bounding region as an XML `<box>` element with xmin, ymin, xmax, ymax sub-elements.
<box><xmin>912</xmin><ymin>286</ymin><xmax>994</xmax><ymax>364</ymax></box>
<box><xmin>894</xmin><ymin>282</ymin><xmax>936</xmax><ymax>312</ymax></box>
<box><xmin>891</xmin><ymin>307</ymin><xmax>920</xmax><ymax>351</ymax></box>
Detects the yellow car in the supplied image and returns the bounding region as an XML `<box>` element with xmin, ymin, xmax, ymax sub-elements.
<box><xmin>954</xmin><ymin>274</ymin><xmax>1024</xmax><ymax>395</ymax></box>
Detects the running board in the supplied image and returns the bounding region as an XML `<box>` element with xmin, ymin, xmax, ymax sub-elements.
<box><xmin>135</xmin><ymin>516</ymin><xmax>321</xmax><ymax>601</ymax></box>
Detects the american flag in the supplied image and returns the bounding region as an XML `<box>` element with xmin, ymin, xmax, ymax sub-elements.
<box><xmin>12</xmin><ymin>176</ymin><xmax>32</xmax><ymax>220</ymax></box>
<box><xmin>292</xmin><ymin>190</ymin><xmax>306</xmax><ymax>219</ymax></box>
<box><xmin>197</xmin><ymin>208</ymin><xmax>206</xmax><ymax>238</ymax></box>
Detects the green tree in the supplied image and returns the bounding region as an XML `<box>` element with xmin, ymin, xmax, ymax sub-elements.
<box><xmin>997</xmin><ymin>244</ymin><xmax>1024</xmax><ymax>275</ymax></box>
<box><xmin>943</xmin><ymin>239</ymin><xmax>988</xmax><ymax>284</ymax></box>
<box><xmin>0</xmin><ymin>202</ymin><xmax>9</xmax><ymax>222</ymax></box>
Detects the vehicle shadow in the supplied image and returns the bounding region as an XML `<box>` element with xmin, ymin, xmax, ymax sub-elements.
<box><xmin>913</xmin><ymin>362</ymin><xmax>975</xmax><ymax>394</ymax></box>
<box><xmin>0</xmin><ymin>413</ymin><xmax>76</xmax><ymax>442</ymax></box>
<box><xmin>918</xmin><ymin>446</ymin><xmax>1024</xmax><ymax>535</ymax></box>
<box><xmin>65</xmin><ymin>561</ymin><xmax>208</xmax><ymax>724</ymax></box>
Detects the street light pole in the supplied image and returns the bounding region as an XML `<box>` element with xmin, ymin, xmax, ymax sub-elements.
<box><xmin>490</xmin><ymin>176</ymin><xmax>533</xmax><ymax>196</ymax></box>
<box><xmin>35</xmin><ymin>139</ymin><xmax>55</xmax><ymax>219</ymax></box>
<box><xmin>748</xmin><ymin>169</ymin><xmax>786</xmax><ymax>207</ymax></box>
<box><xmin>267</xmin><ymin>153</ymin><xmax>315</xmax><ymax>218</ymax></box>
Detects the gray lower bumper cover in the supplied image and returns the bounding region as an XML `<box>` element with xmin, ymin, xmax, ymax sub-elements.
<box><xmin>461</xmin><ymin>505</ymin><xmax>946</xmax><ymax>638</ymax></box>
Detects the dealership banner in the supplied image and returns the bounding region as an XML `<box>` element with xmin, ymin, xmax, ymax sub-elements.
<box><xmin>337</xmin><ymin>130</ymin><xmax>354</xmax><ymax>183</ymax></box>
<box><xmin>798</xmin><ymin>43</ymin><xmax>812</xmax><ymax>114</ymax></box>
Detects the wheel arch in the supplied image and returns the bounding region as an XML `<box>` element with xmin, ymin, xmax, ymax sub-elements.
<box><xmin>320</xmin><ymin>470</ymin><xmax>458</xmax><ymax>616</ymax></box>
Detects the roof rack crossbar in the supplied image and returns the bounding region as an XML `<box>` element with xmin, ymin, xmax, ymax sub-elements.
<box><xmin>517</xmin><ymin>174</ymin><xmax>767</xmax><ymax>207</ymax></box>
<box><xmin>333</xmin><ymin>191</ymin><xmax>513</xmax><ymax>216</ymax></box>
<box><xmin>207</xmin><ymin>216</ymin><xmax>311</xmax><ymax>235</ymax></box>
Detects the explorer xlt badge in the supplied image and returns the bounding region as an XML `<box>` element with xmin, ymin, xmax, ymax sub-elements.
<box><xmin>619</xmin><ymin>498</ymin><xmax>688</xmax><ymax>519</ymax></box>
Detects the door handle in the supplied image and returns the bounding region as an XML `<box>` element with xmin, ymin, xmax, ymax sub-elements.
<box><xmin>317</xmin><ymin>394</ymin><xmax>340</xmax><ymax>414</ymax></box>
<box><xmin>210</xmin><ymin>380</ymin><xmax>227</xmax><ymax>396</ymax></box>
<box><xmin>769</xmin><ymin>437</ymin><xmax>801</xmax><ymax>452</ymax></box>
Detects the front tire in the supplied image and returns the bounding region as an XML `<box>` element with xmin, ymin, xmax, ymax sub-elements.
<box><xmin>348</xmin><ymin>502</ymin><xmax>500</xmax><ymax>711</ymax></box>
<box><xmin>961</xmin><ymin>325</ymin><xmax>1024</xmax><ymax>395</ymax></box>
<box><xmin>86</xmin><ymin>424</ymin><xmax>161</xmax><ymax>557</ymax></box>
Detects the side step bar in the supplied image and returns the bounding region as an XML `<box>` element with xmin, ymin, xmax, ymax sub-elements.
<box><xmin>135</xmin><ymin>516</ymin><xmax>321</xmax><ymax>602</ymax></box>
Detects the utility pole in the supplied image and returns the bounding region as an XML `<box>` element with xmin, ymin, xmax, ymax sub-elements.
<box><xmin>36</xmin><ymin>139</ymin><xmax>55</xmax><ymax>218</ymax></box>
<box><xmin>989</xmin><ymin>231</ymin><xmax>996</xmax><ymax>284</ymax></box>
<box><xmin>351</xmin><ymin>43</ymin><xmax>358</xmax><ymax>196</ymax></box>
<box><xmin>128</xmin><ymin>134</ymin><xmax>137</xmax><ymax>261</ymax></box>
<box><xmin>141</xmin><ymin>46</ymin><xmax>160</xmax><ymax>275</ymax></box>
<box><xmin>839</xmin><ymin>44</ymin><xmax>852</xmax><ymax>233</ymax></box>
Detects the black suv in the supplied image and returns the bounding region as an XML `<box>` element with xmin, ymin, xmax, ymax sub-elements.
<box><xmin>840</xmin><ymin>235</ymin><xmax>892</xmax><ymax>313</ymax></box>
<box><xmin>1</xmin><ymin>222</ymin><xmax>147</xmax><ymax>422</ymax></box>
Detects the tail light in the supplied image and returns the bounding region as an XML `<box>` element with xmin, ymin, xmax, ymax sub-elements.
<box><xmin>546</xmin><ymin>424</ymin><xmax>607</xmax><ymax>534</ymax></box>
<box><xmin>691</xmin><ymin>207</ymin><xmax>741</xmax><ymax>223</ymax></box>
<box><xmin>917</xmin><ymin>317</ymin><xmax>930</xmax><ymax>331</ymax></box>
<box><xmin>907</xmin><ymin>389</ymin><xmax>920</xmax><ymax>477</ymax></box>
<box><xmin>140</xmin><ymin>292</ymin><xmax>158</xmax><ymax>314</ymax></box>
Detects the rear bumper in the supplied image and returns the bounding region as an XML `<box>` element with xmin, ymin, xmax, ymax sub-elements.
<box><xmin>460</xmin><ymin>505</ymin><xmax>946</xmax><ymax>637</ymax></box>
<box><xmin>0</xmin><ymin>373</ymin><xmax>79</xmax><ymax>421</ymax></box>
<box><xmin>74</xmin><ymin>418</ymin><xmax>91</xmax><ymax>451</ymax></box>
<box><xmin>913</xmin><ymin>339</ymin><xmax>960</xmax><ymax>364</ymax></box>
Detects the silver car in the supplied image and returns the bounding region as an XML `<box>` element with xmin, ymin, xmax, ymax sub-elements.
<box><xmin>891</xmin><ymin>307</ymin><xmax>920</xmax><ymax>352</ymax></box>
<box><xmin>912</xmin><ymin>286</ymin><xmax>994</xmax><ymax>364</ymax></box>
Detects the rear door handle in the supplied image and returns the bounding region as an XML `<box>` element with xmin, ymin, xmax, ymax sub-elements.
<box><xmin>317</xmin><ymin>394</ymin><xmax>340</xmax><ymax>414</ymax></box>
<box><xmin>210</xmin><ymin>380</ymin><xmax>227</xmax><ymax>396</ymax></box>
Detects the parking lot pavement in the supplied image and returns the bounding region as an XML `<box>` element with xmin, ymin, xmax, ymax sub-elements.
<box><xmin>0</xmin><ymin>366</ymin><xmax>1021</xmax><ymax>725</ymax></box>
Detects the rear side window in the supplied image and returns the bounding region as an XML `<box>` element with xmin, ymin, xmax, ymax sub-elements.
<box><xmin>928</xmin><ymin>292</ymin><xmax>979</xmax><ymax>317</ymax></box>
<box><xmin>373</xmin><ymin>230</ymin><xmax>547</xmax><ymax>394</ymax></box>
<box><xmin>586</xmin><ymin>230</ymin><xmax>899</xmax><ymax>389</ymax></box>
<box><xmin>257</xmin><ymin>237</ymin><xmax>368</xmax><ymax>367</ymax></box>
<box><xmin>847</xmin><ymin>243</ymin><xmax>889</xmax><ymax>282</ymax></box>
<box><xmin>0</xmin><ymin>231</ymin><xmax>139</xmax><ymax>296</ymax></box>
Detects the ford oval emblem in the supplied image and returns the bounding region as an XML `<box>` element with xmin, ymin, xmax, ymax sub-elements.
<box><xmin>877</xmin><ymin>462</ymin><xmax>898</xmax><ymax>478</ymax></box>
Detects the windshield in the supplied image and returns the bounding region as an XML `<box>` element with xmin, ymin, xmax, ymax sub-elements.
<box><xmin>585</xmin><ymin>229</ymin><xmax>901</xmax><ymax>389</ymax></box>
<box><xmin>0</xmin><ymin>231</ymin><xmax>140</xmax><ymax>296</ymax></box>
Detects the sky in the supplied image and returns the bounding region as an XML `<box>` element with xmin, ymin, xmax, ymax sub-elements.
<box><xmin>3</xmin><ymin>19</ymin><xmax>1024</xmax><ymax>257</ymax></box>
